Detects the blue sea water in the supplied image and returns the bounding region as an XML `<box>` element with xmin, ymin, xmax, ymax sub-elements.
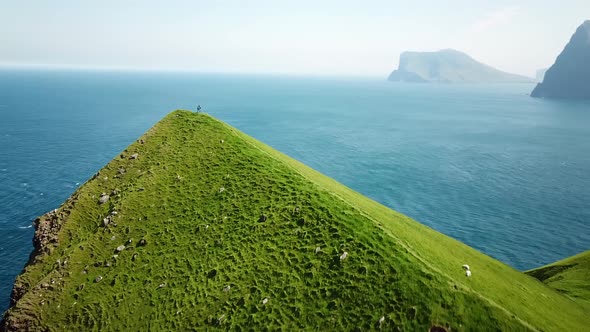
<box><xmin>1</xmin><ymin>69</ymin><xmax>589</xmax><ymax>311</ymax></box>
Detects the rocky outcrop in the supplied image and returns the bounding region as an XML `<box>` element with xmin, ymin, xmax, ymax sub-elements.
<box><xmin>531</xmin><ymin>20</ymin><xmax>590</xmax><ymax>99</ymax></box>
<box><xmin>388</xmin><ymin>49</ymin><xmax>532</xmax><ymax>83</ymax></box>
<box><xmin>32</xmin><ymin>210</ymin><xmax>67</xmax><ymax>257</ymax></box>
<box><xmin>1</xmin><ymin>192</ymin><xmax>79</xmax><ymax>331</ymax></box>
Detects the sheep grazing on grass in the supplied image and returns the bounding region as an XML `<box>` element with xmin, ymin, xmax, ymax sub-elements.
<box><xmin>340</xmin><ymin>252</ymin><xmax>348</xmax><ymax>261</ymax></box>
<box><xmin>216</xmin><ymin>314</ymin><xmax>225</xmax><ymax>325</ymax></box>
<box><xmin>462</xmin><ymin>264</ymin><xmax>472</xmax><ymax>277</ymax></box>
<box><xmin>98</xmin><ymin>194</ymin><xmax>110</xmax><ymax>205</ymax></box>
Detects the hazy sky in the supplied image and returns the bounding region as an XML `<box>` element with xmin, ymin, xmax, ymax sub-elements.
<box><xmin>1</xmin><ymin>1</ymin><xmax>588</xmax><ymax>77</ymax></box>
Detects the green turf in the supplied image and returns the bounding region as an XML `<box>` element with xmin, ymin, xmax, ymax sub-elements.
<box><xmin>2</xmin><ymin>110</ymin><xmax>588</xmax><ymax>331</ymax></box>
<box><xmin>526</xmin><ymin>250</ymin><xmax>590</xmax><ymax>310</ymax></box>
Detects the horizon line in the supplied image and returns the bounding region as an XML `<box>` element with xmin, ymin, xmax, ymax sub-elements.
<box><xmin>0</xmin><ymin>62</ymin><xmax>385</xmax><ymax>80</ymax></box>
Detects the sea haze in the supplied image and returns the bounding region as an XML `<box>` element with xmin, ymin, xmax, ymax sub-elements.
<box><xmin>1</xmin><ymin>69</ymin><xmax>589</xmax><ymax>311</ymax></box>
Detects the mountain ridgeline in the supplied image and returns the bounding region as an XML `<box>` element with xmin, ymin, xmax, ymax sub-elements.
<box><xmin>1</xmin><ymin>111</ymin><xmax>588</xmax><ymax>331</ymax></box>
<box><xmin>526</xmin><ymin>250</ymin><xmax>590</xmax><ymax>309</ymax></box>
<box><xmin>531</xmin><ymin>20</ymin><xmax>590</xmax><ymax>99</ymax></box>
<box><xmin>388</xmin><ymin>49</ymin><xmax>532</xmax><ymax>83</ymax></box>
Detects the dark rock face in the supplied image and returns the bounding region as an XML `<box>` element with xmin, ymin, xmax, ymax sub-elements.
<box><xmin>387</xmin><ymin>49</ymin><xmax>532</xmax><ymax>83</ymax></box>
<box><xmin>531</xmin><ymin>21</ymin><xmax>590</xmax><ymax>99</ymax></box>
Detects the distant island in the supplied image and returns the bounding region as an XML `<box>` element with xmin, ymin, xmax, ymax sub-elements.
<box><xmin>531</xmin><ymin>20</ymin><xmax>590</xmax><ymax>99</ymax></box>
<box><xmin>388</xmin><ymin>49</ymin><xmax>533</xmax><ymax>83</ymax></box>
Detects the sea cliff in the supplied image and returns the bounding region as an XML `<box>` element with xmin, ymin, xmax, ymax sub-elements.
<box><xmin>531</xmin><ymin>20</ymin><xmax>590</xmax><ymax>99</ymax></box>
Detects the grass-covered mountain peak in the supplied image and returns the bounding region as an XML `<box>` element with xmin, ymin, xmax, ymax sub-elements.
<box><xmin>2</xmin><ymin>111</ymin><xmax>587</xmax><ymax>331</ymax></box>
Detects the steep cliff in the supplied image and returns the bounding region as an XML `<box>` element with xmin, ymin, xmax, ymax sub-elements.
<box><xmin>531</xmin><ymin>21</ymin><xmax>590</xmax><ymax>99</ymax></box>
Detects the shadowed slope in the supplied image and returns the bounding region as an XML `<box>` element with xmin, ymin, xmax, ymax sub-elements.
<box><xmin>526</xmin><ymin>250</ymin><xmax>590</xmax><ymax>310</ymax></box>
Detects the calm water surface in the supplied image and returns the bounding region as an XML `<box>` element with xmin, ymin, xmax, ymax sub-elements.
<box><xmin>1</xmin><ymin>69</ymin><xmax>589</xmax><ymax>311</ymax></box>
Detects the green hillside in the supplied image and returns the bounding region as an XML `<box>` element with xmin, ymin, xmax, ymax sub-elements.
<box><xmin>1</xmin><ymin>110</ymin><xmax>587</xmax><ymax>331</ymax></box>
<box><xmin>526</xmin><ymin>250</ymin><xmax>590</xmax><ymax>310</ymax></box>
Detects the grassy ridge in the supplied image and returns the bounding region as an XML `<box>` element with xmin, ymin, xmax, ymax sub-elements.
<box><xmin>526</xmin><ymin>250</ymin><xmax>590</xmax><ymax>310</ymax></box>
<box><xmin>2</xmin><ymin>111</ymin><xmax>587</xmax><ymax>331</ymax></box>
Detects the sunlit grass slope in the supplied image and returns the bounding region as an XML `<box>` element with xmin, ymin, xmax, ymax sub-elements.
<box><xmin>2</xmin><ymin>111</ymin><xmax>587</xmax><ymax>331</ymax></box>
<box><xmin>526</xmin><ymin>250</ymin><xmax>590</xmax><ymax>310</ymax></box>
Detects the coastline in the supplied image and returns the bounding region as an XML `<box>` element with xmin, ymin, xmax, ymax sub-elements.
<box><xmin>2</xmin><ymin>179</ymin><xmax>92</xmax><ymax>330</ymax></box>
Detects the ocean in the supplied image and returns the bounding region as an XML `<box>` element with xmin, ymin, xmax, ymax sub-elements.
<box><xmin>1</xmin><ymin>69</ymin><xmax>589</xmax><ymax>311</ymax></box>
